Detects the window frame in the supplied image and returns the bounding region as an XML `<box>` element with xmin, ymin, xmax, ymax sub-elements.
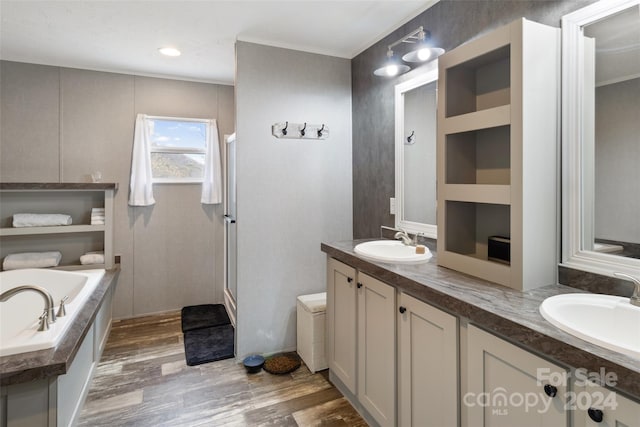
<box><xmin>146</xmin><ymin>115</ymin><xmax>209</xmax><ymax>184</ymax></box>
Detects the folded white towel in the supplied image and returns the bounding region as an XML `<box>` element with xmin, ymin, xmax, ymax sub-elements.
<box><xmin>3</xmin><ymin>251</ymin><xmax>62</xmax><ymax>270</ymax></box>
<box><xmin>13</xmin><ymin>213</ymin><xmax>72</xmax><ymax>228</ymax></box>
<box><xmin>91</xmin><ymin>208</ymin><xmax>105</xmax><ymax>214</ymax></box>
<box><xmin>80</xmin><ymin>251</ymin><xmax>105</xmax><ymax>265</ymax></box>
<box><xmin>91</xmin><ymin>219</ymin><xmax>105</xmax><ymax>225</ymax></box>
<box><xmin>91</xmin><ymin>215</ymin><xmax>105</xmax><ymax>219</ymax></box>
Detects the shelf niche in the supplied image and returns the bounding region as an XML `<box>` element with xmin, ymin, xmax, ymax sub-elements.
<box><xmin>446</xmin><ymin>125</ymin><xmax>510</xmax><ymax>185</ymax></box>
<box><xmin>445</xmin><ymin>45</ymin><xmax>511</xmax><ymax>118</ymax></box>
<box><xmin>445</xmin><ymin>201</ymin><xmax>510</xmax><ymax>263</ymax></box>
<box><xmin>437</xmin><ymin>18</ymin><xmax>560</xmax><ymax>291</ymax></box>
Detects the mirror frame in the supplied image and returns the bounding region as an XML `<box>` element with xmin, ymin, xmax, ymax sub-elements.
<box><xmin>561</xmin><ymin>0</ymin><xmax>640</xmax><ymax>276</ymax></box>
<box><xmin>394</xmin><ymin>61</ymin><xmax>439</xmax><ymax>239</ymax></box>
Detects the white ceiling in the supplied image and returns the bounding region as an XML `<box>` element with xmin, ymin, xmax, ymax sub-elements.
<box><xmin>0</xmin><ymin>1</ymin><xmax>437</xmax><ymax>85</ymax></box>
<box><xmin>584</xmin><ymin>4</ymin><xmax>640</xmax><ymax>86</ymax></box>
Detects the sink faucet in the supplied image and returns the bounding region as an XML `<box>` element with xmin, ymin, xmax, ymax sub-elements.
<box><xmin>0</xmin><ymin>285</ymin><xmax>57</xmax><ymax>330</ymax></box>
<box><xmin>394</xmin><ymin>229</ymin><xmax>413</xmax><ymax>246</ymax></box>
<box><xmin>614</xmin><ymin>272</ymin><xmax>640</xmax><ymax>307</ymax></box>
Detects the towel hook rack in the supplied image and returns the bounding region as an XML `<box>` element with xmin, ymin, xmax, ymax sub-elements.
<box><xmin>271</xmin><ymin>122</ymin><xmax>329</xmax><ymax>140</ymax></box>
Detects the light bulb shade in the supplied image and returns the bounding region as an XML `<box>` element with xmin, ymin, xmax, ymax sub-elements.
<box><xmin>402</xmin><ymin>46</ymin><xmax>445</xmax><ymax>63</ymax></box>
<box><xmin>373</xmin><ymin>52</ymin><xmax>410</xmax><ymax>77</ymax></box>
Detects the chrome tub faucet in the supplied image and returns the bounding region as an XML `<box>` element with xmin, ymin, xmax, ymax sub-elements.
<box><xmin>614</xmin><ymin>272</ymin><xmax>640</xmax><ymax>307</ymax></box>
<box><xmin>0</xmin><ymin>285</ymin><xmax>57</xmax><ymax>331</ymax></box>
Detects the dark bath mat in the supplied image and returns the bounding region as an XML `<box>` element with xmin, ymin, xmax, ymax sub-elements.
<box><xmin>183</xmin><ymin>324</ymin><xmax>235</xmax><ymax>366</ymax></box>
<box><xmin>181</xmin><ymin>304</ymin><xmax>230</xmax><ymax>332</ymax></box>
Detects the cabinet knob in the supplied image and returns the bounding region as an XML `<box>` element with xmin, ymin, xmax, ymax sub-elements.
<box><xmin>399</xmin><ymin>306</ymin><xmax>407</xmax><ymax>314</ymax></box>
<box><xmin>347</xmin><ymin>277</ymin><xmax>353</xmax><ymax>283</ymax></box>
<box><xmin>357</xmin><ymin>282</ymin><xmax>363</xmax><ymax>288</ymax></box>
<box><xmin>587</xmin><ymin>408</ymin><xmax>603</xmax><ymax>423</ymax></box>
<box><xmin>543</xmin><ymin>384</ymin><xmax>557</xmax><ymax>397</ymax></box>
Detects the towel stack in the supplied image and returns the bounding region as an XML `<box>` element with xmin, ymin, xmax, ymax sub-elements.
<box><xmin>91</xmin><ymin>208</ymin><xmax>105</xmax><ymax>225</ymax></box>
<box><xmin>13</xmin><ymin>213</ymin><xmax>72</xmax><ymax>228</ymax></box>
<box><xmin>3</xmin><ymin>251</ymin><xmax>62</xmax><ymax>270</ymax></box>
<box><xmin>80</xmin><ymin>251</ymin><xmax>104</xmax><ymax>265</ymax></box>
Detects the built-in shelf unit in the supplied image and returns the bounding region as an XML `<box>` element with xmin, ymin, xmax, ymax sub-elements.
<box><xmin>437</xmin><ymin>18</ymin><xmax>560</xmax><ymax>290</ymax></box>
<box><xmin>0</xmin><ymin>183</ymin><xmax>117</xmax><ymax>270</ymax></box>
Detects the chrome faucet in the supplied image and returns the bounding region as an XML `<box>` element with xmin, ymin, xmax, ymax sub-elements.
<box><xmin>614</xmin><ymin>273</ymin><xmax>640</xmax><ymax>307</ymax></box>
<box><xmin>0</xmin><ymin>285</ymin><xmax>57</xmax><ymax>330</ymax></box>
<box><xmin>394</xmin><ymin>229</ymin><xmax>413</xmax><ymax>246</ymax></box>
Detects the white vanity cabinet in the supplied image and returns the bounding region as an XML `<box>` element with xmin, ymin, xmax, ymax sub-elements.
<box><xmin>572</xmin><ymin>382</ymin><xmax>640</xmax><ymax>427</ymax></box>
<box><xmin>465</xmin><ymin>324</ymin><xmax>569</xmax><ymax>427</ymax></box>
<box><xmin>398</xmin><ymin>293</ymin><xmax>458</xmax><ymax>427</ymax></box>
<box><xmin>326</xmin><ymin>257</ymin><xmax>358</xmax><ymax>393</ymax></box>
<box><xmin>358</xmin><ymin>272</ymin><xmax>396</xmax><ymax>427</ymax></box>
<box><xmin>326</xmin><ymin>258</ymin><xmax>397</xmax><ymax>427</ymax></box>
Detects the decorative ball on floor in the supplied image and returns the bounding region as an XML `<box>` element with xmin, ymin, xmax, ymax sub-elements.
<box><xmin>263</xmin><ymin>353</ymin><xmax>302</xmax><ymax>375</ymax></box>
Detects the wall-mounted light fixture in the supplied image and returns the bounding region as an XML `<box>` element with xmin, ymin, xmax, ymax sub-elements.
<box><xmin>373</xmin><ymin>26</ymin><xmax>444</xmax><ymax>77</ymax></box>
<box><xmin>373</xmin><ymin>47</ymin><xmax>411</xmax><ymax>77</ymax></box>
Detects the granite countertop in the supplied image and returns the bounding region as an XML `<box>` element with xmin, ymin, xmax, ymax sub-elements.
<box><xmin>0</xmin><ymin>182</ymin><xmax>118</xmax><ymax>191</ymax></box>
<box><xmin>321</xmin><ymin>239</ymin><xmax>640</xmax><ymax>401</ymax></box>
<box><xmin>0</xmin><ymin>267</ymin><xmax>120</xmax><ymax>386</ymax></box>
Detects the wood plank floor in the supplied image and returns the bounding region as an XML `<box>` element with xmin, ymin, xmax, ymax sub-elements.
<box><xmin>77</xmin><ymin>311</ymin><xmax>367</xmax><ymax>427</ymax></box>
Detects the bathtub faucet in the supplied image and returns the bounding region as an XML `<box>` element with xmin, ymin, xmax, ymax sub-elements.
<box><xmin>0</xmin><ymin>285</ymin><xmax>57</xmax><ymax>330</ymax></box>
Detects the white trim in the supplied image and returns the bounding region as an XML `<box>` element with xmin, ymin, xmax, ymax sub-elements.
<box><xmin>561</xmin><ymin>0</ymin><xmax>640</xmax><ymax>277</ymax></box>
<box><xmin>394</xmin><ymin>61</ymin><xmax>439</xmax><ymax>239</ymax></box>
<box><xmin>146</xmin><ymin>115</ymin><xmax>212</xmax><ymax>124</ymax></box>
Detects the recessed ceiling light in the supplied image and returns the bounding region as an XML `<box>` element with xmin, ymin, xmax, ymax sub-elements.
<box><xmin>158</xmin><ymin>47</ymin><xmax>181</xmax><ymax>57</ymax></box>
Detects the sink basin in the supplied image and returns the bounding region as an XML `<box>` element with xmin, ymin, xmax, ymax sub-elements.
<box><xmin>540</xmin><ymin>294</ymin><xmax>640</xmax><ymax>359</ymax></box>
<box><xmin>354</xmin><ymin>240</ymin><xmax>432</xmax><ymax>264</ymax></box>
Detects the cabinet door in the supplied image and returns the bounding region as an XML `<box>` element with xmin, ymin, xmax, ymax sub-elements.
<box><xmin>398</xmin><ymin>293</ymin><xmax>458</xmax><ymax>427</ymax></box>
<box><xmin>573</xmin><ymin>382</ymin><xmax>640</xmax><ymax>427</ymax></box>
<box><xmin>466</xmin><ymin>325</ymin><xmax>569</xmax><ymax>427</ymax></box>
<box><xmin>357</xmin><ymin>272</ymin><xmax>396</xmax><ymax>427</ymax></box>
<box><xmin>326</xmin><ymin>258</ymin><xmax>357</xmax><ymax>393</ymax></box>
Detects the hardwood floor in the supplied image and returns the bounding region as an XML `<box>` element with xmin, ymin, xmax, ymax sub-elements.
<box><xmin>77</xmin><ymin>311</ymin><xmax>367</xmax><ymax>426</ymax></box>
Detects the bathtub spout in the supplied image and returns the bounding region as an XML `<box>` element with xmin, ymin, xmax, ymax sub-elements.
<box><xmin>0</xmin><ymin>285</ymin><xmax>57</xmax><ymax>326</ymax></box>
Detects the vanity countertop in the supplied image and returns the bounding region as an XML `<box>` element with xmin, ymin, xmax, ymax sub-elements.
<box><xmin>321</xmin><ymin>239</ymin><xmax>640</xmax><ymax>401</ymax></box>
<box><xmin>0</xmin><ymin>267</ymin><xmax>120</xmax><ymax>386</ymax></box>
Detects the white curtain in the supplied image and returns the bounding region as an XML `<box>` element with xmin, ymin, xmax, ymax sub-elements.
<box><xmin>129</xmin><ymin>113</ymin><xmax>156</xmax><ymax>206</ymax></box>
<box><xmin>201</xmin><ymin>119</ymin><xmax>222</xmax><ymax>204</ymax></box>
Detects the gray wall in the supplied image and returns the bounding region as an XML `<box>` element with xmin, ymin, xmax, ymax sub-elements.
<box><xmin>594</xmin><ymin>78</ymin><xmax>640</xmax><ymax>244</ymax></box>
<box><xmin>352</xmin><ymin>0</ymin><xmax>598</xmax><ymax>238</ymax></box>
<box><xmin>235</xmin><ymin>42</ymin><xmax>352</xmax><ymax>358</ymax></box>
<box><xmin>0</xmin><ymin>61</ymin><xmax>234</xmax><ymax>318</ymax></box>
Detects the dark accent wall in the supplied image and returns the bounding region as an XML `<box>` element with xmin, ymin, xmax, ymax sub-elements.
<box><xmin>352</xmin><ymin>0</ymin><xmax>598</xmax><ymax>238</ymax></box>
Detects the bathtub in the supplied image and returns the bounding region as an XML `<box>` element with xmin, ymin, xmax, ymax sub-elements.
<box><xmin>0</xmin><ymin>268</ymin><xmax>105</xmax><ymax>357</ymax></box>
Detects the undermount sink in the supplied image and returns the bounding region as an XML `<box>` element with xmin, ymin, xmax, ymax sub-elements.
<box><xmin>354</xmin><ymin>240</ymin><xmax>432</xmax><ymax>264</ymax></box>
<box><xmin>540</xmin><ymin>294</ymin><xmax>640</xmax><ymax>359</ymax></box>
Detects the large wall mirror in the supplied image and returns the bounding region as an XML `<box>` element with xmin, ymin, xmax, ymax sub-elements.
<box><xmin>562</xmin><ymin>0</ymin><xmax>640</xmax><ymax>276</ymax></box>
<box><xmin>394</xmin><ymin>62</ymin><xmax>438</xmax><ymax>238</ymax></box>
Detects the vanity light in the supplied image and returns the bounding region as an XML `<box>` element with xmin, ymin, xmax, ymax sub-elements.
<box><xmin>373</xmin><ymin>26</ymin><xmax>444</xmax><ymax>77</ymax></box>
<box><xmin>373</xmin><ymin>48</ymin><xmax>410</xmax><ymax>77</ymax></box>
<box><xmin>402</xmin><ymin>29</ymin><xmax>445</xmax><ymax>63</ymax></box>
<box><xmin>158</xmin><ymin>47</ymin><xmax>181</xmax><ymax>57</ymax></box>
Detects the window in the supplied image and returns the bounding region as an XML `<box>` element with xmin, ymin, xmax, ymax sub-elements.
<box><xmin>148</xmin><ymin>117</ymin><xmax>209</xmax><ymax>183</ymax></box>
